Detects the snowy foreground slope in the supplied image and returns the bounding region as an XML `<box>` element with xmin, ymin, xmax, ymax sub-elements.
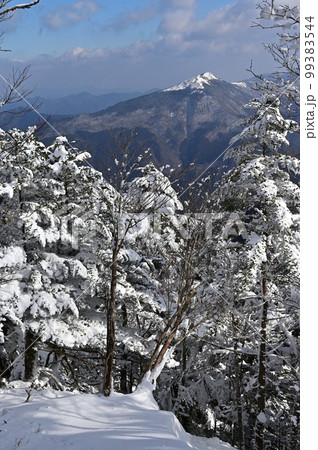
<box><xmin>0</xmin><ymin>380</ymin><xmax>235</xmax><ymax>450</ymax></box>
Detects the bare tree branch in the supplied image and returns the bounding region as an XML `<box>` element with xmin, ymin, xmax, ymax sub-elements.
<box><xmin>0</xmin><ymin>1</ymin><xmax>40</xmax><ymax>22</ymax></box>
<box><xmin>0</xmin><ymin>1</ymin><xmax>41</xmax><ymax>124</ymax></box>
<box><xmin>0</xmin><ymin>67</ymin><xmax>42</xmax><ymax>126</ymax></box>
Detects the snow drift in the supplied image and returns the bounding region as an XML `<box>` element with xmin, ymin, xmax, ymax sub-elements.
<box><xmin>0</xmin><ymin>381</ymin><xmax>236</xmax><ymax>450</ymax></box>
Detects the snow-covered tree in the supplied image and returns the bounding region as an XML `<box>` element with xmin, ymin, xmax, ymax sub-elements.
<box><xmin>250</xmin><ymin>0</ymin><xmax>300</xmax><ymax>110</ymax></box>
<box><xmin>0</xmin><ymin>130</ymin><xmax>109</xmax><ymax>382</ymax></box>
<box><xmin>101</xmin><ymin>149</ymin><xmax>188</xmax><ymax>394</ymax></box>
<box><xmin>100</xmin><ymin>130</ymin><xmax>155</xmax><ymax>396</ymax></box>
<box><xmin>207</xmin><ymin>94</ymin><xmax>299</xmax><ymax>449</ymax></box>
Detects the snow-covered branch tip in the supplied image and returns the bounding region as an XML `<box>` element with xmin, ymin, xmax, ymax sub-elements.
<box><xmin>0</xmin><ymin>1</ymin><xmax>40</xmax><ymax>20</ymax></box>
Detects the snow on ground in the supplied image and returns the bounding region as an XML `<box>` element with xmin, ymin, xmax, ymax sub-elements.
<box><xmin>0</xmin><ymin>381</ymin><xmax>236</xmax><ymax>450</ymax></box>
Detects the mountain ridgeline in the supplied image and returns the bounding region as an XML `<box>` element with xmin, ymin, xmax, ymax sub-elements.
<box><xmin>36</xmin><ymin>73</ymin><xmax>254</xmax><ymax>176</ymax></box>
<box><xmin>15</xmin><ymin>73</ymin><xmax>301</xmax><ymax>176</ymax></box>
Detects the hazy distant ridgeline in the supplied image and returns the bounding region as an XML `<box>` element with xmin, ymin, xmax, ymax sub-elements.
<box><xmin>1</xmin><ymin>73</ymin><xmax>299</xmax><ymax>176</ymax></box>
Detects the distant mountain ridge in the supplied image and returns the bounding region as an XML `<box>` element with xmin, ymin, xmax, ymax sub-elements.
<box><xmin>39</xmin><ymin>72</ymin><xmax>255</xmax><ymax>173</ymax></box>
<box><xmin>2</xmin><ymin>72</ymin><xmax>299</xmax><ymax>177</ymax></box>
<box><xmin>34</xmin><ymin>90</ymin><xmax>157</xmax><ymax>115</ymax></box>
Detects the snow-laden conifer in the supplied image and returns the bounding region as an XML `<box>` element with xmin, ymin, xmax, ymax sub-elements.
<box><xmin>0</xmin><ymin>130</ymin><xmax>108</xmax><ymax>381</ymax></box>
<box><xmin>209</xmin><ymin>94</ymin><xmax>299</xmax><ymax>449</ymax></box>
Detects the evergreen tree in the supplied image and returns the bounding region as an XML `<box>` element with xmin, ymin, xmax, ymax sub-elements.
<box><xmin>101</xmin><ymin>160</ymin><xmax>186</xmax><ymax>393</ymax></box>
<box><xmin>0</xmin><ymin>130</ymin><xmax>108</xmax><ymax>382</ymax></box>
<box><xmin>208</xmin><ymin>94</ymin><xmax>299</xmax><ymax>449</ymax></box>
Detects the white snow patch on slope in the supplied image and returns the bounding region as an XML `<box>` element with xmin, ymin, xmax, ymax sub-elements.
<box><xmin>231</xmin><ymin>81</ymin><xmax>247</xmax><ymax>88</ymax></box>
<box><xmin>164</xmin><ymin>72</ymin><xmax>219</xmax><ymax>92</ymax></box>
<box><xmin>0</xmin><ymin>383</ymin><xmax>237</xmax><ymax>450</ymax></box>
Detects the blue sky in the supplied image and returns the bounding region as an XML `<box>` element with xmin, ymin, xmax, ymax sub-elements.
<box><xmin>0</xmin><ymin>0</ymin><xmax>299</xmax><ymax>96</ymax></box>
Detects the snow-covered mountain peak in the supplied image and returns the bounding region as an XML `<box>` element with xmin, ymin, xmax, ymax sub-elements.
<box><xmin>164</xmin><ymin>72</ymin><xmax>220</xmax><ymax>92</ymax></box>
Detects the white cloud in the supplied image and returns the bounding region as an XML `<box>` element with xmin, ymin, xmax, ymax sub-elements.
<box><xmin>161</xmin><ymin>0</ymin><xmax>257</xmax><ymax>41</ymax></box>
<box><xmin>43</xmin><ymin>1</ymin><xmax>101</xmax><ymax>30</ymax></box>
<box><xmin>160</xmin><ymin>0</ymin><xmax>197</xmax><ymax>9</ymax></box>
<box><xmin>107</xmin><ymin>4</ymin><xmax>159</xmax><ymax>31</ymax></box>
<box><xmin>3</xmin><ymin>0</ymin><xmax>299</xmax><ymax>94</ymax></box>
<box><xmin>106</xmin><ymin>0</ymin><xmax>261</xmax><ymax>56</ymax></box>
<box><xmin>60</xmin><ymin>46</ymin><xmax>110</xmax><ymax>61</ymax></box>
<box><xmin>158</xmin><ymin>8</ymin><xmax>194</xmax><ymax>34</ymax></box>
<box><xmin>107</xmin><ymin>0</ymin><xmax>197</xmax><ymax>32</ymax></box>
<box><xmin>29</xmin><ymin>0</ymin><xmax>278</xmax><ymax>90</ymax></box>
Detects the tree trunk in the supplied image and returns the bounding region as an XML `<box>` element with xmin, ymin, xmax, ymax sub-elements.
<box><xmin>120</xmin><ymin>307</ymin><xmax>128</xmax><ymax>394</ymax></box>
<box><xmin>24</xmin><ymin>329</ymin><xmax>37</xmax><ymax>381</ymax></box>
<box><xmin>120</xmin><ymin>353</ymin><xmax>128</xmax><ymax>394</ymax></box>
<box><xmin>0</xmin><ymin>345</ymin><xmax>10</xmax><ymax>379</ymax></box>
<box><xmin>19</xmin><ymin>188</ymin><xmax>27</xmax><ymax>255</ymax></box>
<box><xmin>254</xmin><ymin>273</ymin><xmax>268</xmax><ymax>450</ymax></box>
<box><xmin>139</xmin><ymin>290</ymin><xmax>194</xmax><ymax>381</ymax></box>
<box><xmin>289</xmin><ymin>392</ymin><xmax>300</xmax><ymax>450</ymax></box>
<box><xmin>181</xmin><ymin>338</ymin><xmax>187</xmax><ymax>386</ymax></box>
<box><xmin>233</xmin><ymin>337</ymin><xmax>244</xmax><ymax>449</ymax></box>
<box><xmin>103</xmin><ymin>242</ymin><xmax>119</xmax><ymax>396</ymax></box>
